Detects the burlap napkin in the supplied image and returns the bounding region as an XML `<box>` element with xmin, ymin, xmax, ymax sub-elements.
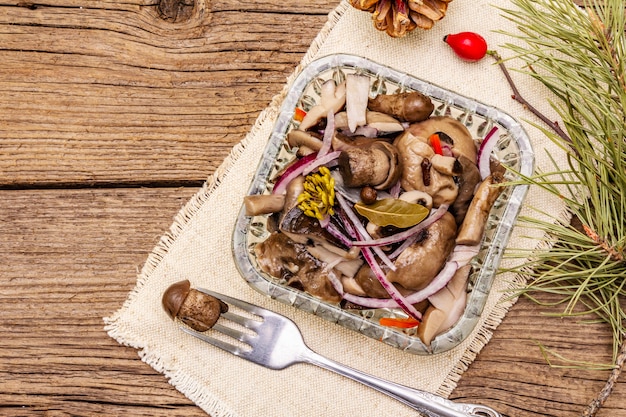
<box><xmin>105</xmin><ymin>1</ymin><xmax>571</xmax><ymax>416</ymax></box>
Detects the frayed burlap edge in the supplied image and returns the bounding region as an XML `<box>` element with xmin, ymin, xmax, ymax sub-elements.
<box><xmin>104</xmin><ymin>3</ymin><xmax>350</xmax><ymax>416</ymax></box>
<box><xmin>104</xmin><ymin>0</ymin><xmax>571</xmax><ymax>411</ymax></box>
<box><xmin>437</xmin><ymin>203</ymin><xmax>574</xmax><ymax>397</ymax></box>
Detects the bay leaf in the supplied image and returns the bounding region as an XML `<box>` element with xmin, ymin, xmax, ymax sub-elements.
<box><xmin>354</xmin><ymin>198</ymin><xmax>429</xmax><ymax>228</ymax></box>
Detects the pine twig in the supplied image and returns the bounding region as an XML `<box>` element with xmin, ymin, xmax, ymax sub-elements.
<box><xmin>582</xmin><ymin>224</ymin><xmax>625</xmax><ymax>263</ymax></box>
<box><xmin>581</xmin><ymin>337</ymin><xmax>626</xmax><ymax>417</ymax></box>
<box><xmin>487</xmin><ymin>50</ymin><xmax>573</xmax><ymax>146</ymax></box>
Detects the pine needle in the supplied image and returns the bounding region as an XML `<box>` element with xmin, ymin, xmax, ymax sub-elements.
<box><xmin>497</xmin><ymin>0</ymin><xmax>626</xmax><ymax>367</ymax></box>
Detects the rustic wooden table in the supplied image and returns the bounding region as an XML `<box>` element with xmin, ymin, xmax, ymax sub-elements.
<box><xmin>1</xmin><ymin>1</ymin><xmax>623</xmax><ymax>416</ymax></box>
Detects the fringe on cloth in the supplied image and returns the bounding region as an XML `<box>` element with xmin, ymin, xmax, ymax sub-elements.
<box><xmin>105</xmin><ymin>0</ymin><xmax>573</xmax><ymax>411</ymax></box>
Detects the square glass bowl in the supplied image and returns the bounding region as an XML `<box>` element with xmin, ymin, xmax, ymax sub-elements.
<box><xmin>232</xmin><ymin>54</ymin><xmax>534</xmax><ymax>354</ymax></box>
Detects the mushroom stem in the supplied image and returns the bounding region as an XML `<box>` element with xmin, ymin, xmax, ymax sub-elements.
<box><xmin>346</xmin><ymin>74</ymin><xmax>370</xmax><ymax>133</ymax></box>
<box><xmin>244</xmin><ymin>194</ymin><xmax>286</xmax><ymax>216</ymax></box>
<box><xmin>298</xmin><ymin>80</ymin><xmax>346</xmax><ymax>131</ymax></box>
<box><xmin>456</xmin><ymin>173</ymin><xmax>504</xmax><ymax>245</ymax></box>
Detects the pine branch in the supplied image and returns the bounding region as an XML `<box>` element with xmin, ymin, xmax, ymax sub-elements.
<box><xmin>493</xmin><ymin>1</ymin><xmax>626</xmax><ymax>414</ymax></box>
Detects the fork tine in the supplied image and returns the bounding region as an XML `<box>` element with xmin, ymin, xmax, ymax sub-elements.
<box><xmin>220</xmin><ymin>311</ymin><xmax>262</xmax><ymax>330</ymax></box>
<box><xmin>179</xmin><ymin>326</ymin><xmax>251</xmax><ymax>358</ymax></box>
<box><xmin>212</xmin><ymin>323</ymin><xmax>256</xmax><ymax>344</ymax></box>
<box><xmin>196</xmin><ymin>288</ymin><xmax>268</xmax><ymax>317</ymax></box>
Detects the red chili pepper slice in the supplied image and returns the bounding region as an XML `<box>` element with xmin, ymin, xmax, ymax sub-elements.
<box><xmin>429</xmin><ymin>133</ymin><xmax>444</xmax><ymax>155</ymax></box>
<box><xmin>294</xmin><ymin>108</ymin><xmax>307</xmax><ymax>122</ymax></box>
<box><xmin>379</xmin><ymin>316</ymin><xmax>420</xmax><ymax>329</ymax></box>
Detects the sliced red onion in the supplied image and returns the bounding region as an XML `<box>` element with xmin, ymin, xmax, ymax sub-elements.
<box><xmin>303</xmin><ymin>150</ymin><xmax>341</xmax><ymax>175</ymax></box>
<box><xmin>336</xmin><ymin>194</ymin><xmax>395</xmax><ymax>271</ymax></box>
<box><xmin>322</xmin><ymin>220</ymin><xmax>353</xmax><ymax>248</ymax></box>
<box><xmin>352</xmin><ymin>204</ymin><xmax>449</xmax><ymax>248</ymax></box>
<box><xmin>334</xmin><ymin>194</ymin><xmax>422</xmax><ymax>319</ymax></box>
<box><xmin>334</xmin><ymin>261</ymin><xmax>459</xmax><ymax>310</ymax></box>
<box><xmin>272</xmin><ymin>152</ymin><xmax>317</xmax><ymax>195</ymax></box>
<box><xmin>372</xmin><ymin>245</ymin><xmax>396</xmax><ymax>272</ymax></box>
<box><xmin>477</xmin><ymin>126</ymin><xmax>499</xmax><ymax>180</ymax></box>
<box><xmin>336</xmin><ymin>206</ymin><xmax>358</xmax><ymax>239</ymax></box>
<box><xmin>401</xmin><ymin>261</ymin><xmax>459</xmax><ymax>305</ymax></box>
<box><xmin>326</xmin><ymin>268</ymin><xmax>345</xmax><ymax>295</ymax></box>
<box><xmin>361</xmin><ymin>246</ymin><xmax>422</xmax><ymax>320</ymax></box>
<box><xmin>317</xmin><ymin>110</ymin><xmax>335</xmax><ymax>159</ymax></box>
<box><xmin>389</xmin><ymin>180</ymin><xmax>402</xmax><ymax>198</ymax></box>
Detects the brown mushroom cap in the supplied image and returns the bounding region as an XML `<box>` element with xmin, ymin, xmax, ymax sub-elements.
<box><xmin>393</xmin><ymin>134</ymin><xmax>458</xmax><ymax>207</ymax></box>
<box><xmin>162</xmin><ymin>280</ymin><xmax>228</xmax><ymax>332</ymax></box>
<box><xmin>451</xmin><ymin>155</ymin><xmax>482</xmax><ymax>224</ymax></box>
<box><xmin>386</xmin><ymin>211</ymin><xmax>457</xmax><ymax>290</ymax></box>
<box><xmin>255</xmin><ymin>231</ymin><xmax>341</xmax><ymax>303</ymax></box>
<box><xmin>396</xmin><ymin>116</ymin><xmax>477</xmax><ymax>163</ymax></box>
<box><xmin>162</xmin><ymin>279</ymin><xmax>191</xmax><ymax>320</ymax></box>
<box><xmin>370</xmin><ymin>141</ymin><xmax>403</xmax><ymax>190</ymax></box>
<box><xmin>337</xmin><ymin>141</ymin><xmax>402</xmax><ymax>190</ymax></box>
<box><xmin>287</xmin><ymin>130</ymin><xmax>323</xmax><ymax>151</ymax></box>
<box><xmin>368</xmin><ymin>91</ymin><xmax>434</xmax><ymax>123</ymax></box>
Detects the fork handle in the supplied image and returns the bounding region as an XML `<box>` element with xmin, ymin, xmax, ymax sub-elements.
<box><xmin>303</xmin><ymin>349</ymin><xmax>499</xmax><ymax>417</ymax></box>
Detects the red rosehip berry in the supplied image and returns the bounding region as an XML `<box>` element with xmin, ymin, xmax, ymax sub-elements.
<box><xmin>443</xmin><ymin>32</ymin><xmax>488</xmax><ymax>62</ymax></box>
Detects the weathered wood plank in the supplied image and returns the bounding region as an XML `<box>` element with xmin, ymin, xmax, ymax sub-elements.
<box><xmin>0</xmin><ymin>0</ymin><xmax>597</xmax><ymax>188</ymax></box>
<box><xmin>0</xmin><ymin>187</ymin><xmax>206</xmax><ymax>416</ymax></box>
<box><xmin>0</xmin><ymin>1</ymin><xmax>337</xmax><ymax>188</ymax></box>
<box><xmin>452</xmin><ymin>296</ymin><xmax>626</xmax><ymax>417</ymax></box>
<box><xmin>1</xmin><ymin>187</ymin><xmax>624</xmax><ymax>416</ymax></box>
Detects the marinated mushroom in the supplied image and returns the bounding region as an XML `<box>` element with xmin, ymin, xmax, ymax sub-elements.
<box><xmin>298</xmin><ymin>80</ymin><xmax>347</xmax><ymax>131</ymax></box>
<box><xmin>162</xmin><ymin>280</ymin><xmax>228</xmax><ymax>332</ymax></box>
<box><xmin>255</xmin><ymin>231</ymin><xmax>341</xmax><ymax>303</ymax></box>
<box><xmin>368</xmin><ymin>91</ymin><xmax>435</xmax><ymax>123</ymax></box>
<box><xmin>451</xmin><ymin>155</ymin><xmax>482</xmax><ymax>225</ymax></box>
<box><xmin>334</xmin><ymin>111</ymin><xmax>405</xmax><ymax>137</ymax></box>
<box><xmin>346</xmin><ymin>74</ymin><xmax>371</xmax><ymax>132</ymax></box>
<box><xmin>352</xmin><ymin>264</ymin><xmax>432</xmax><ymax>309</ymax></box>
<box><xmin>246</xmin><ymin>73</ymin><xmax>507</xmax><ymax>343</ymax></box>
<box><xmin>418</xmin><ymin>264</ymin><xmax>471</xmax><ymax>346</ymax></box>
<box><xmin>393</xmin><ymin>134</ymin><xmax>458</xmax><ymax>207</ymax></box>
<box><xmin>353</xmin><ymin>264</ymin><xmax>392</xmax><ymax>298</ymax></box>
<box><xmin>456</xmin><ymin>172</ymin><xmax>504</xmax><ymax>245</ymax></box>
<box><xmin>399</xmin><ymin>189</ymin><xmax>433</xmax><ymax>210</ymax></box>
<box><xmin>280</xmin><ymin>206</ymin><xmax>353</xmax><ymax>258</ymax></box>
<box><xmin>386</xmin><ymin>211</ymin><xmax>457</xmax><ymax>290</ymax></box>
<box><xmin>244</xmin><ymin>194</ymin><xmax>286</xmax><ymax>216</ymax></box>
<box><xmin>398</xmin><ymin>116</ymin><xmax>477</xmax><ymax>162</ymax></box>
<box><xmin>287</xmin><ymin>129</ymin><xmax>323</xmax><ymax>151</ymax></box>
<box><xmin>338</xmin><ymin>141</ymin><xmax>402</xmax><ymax>190</ymax></box>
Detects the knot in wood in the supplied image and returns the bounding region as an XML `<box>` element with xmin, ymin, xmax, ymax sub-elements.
<box><xmin>158</xmin><ymin>0</ymin><xmax>196</xmax><ymax>23</ymax></box>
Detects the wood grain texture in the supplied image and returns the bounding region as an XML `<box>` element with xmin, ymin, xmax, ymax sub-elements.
<box><xmin>2</xmin><ymin>188</ymin><xmax>625</xmax><ymax>417</ymax></box>
<box><xmin>1</xmin><ymin>1</ymin><xmax>624</xmax><ymax>416</ymax></box>
<box><xmin>0</xmin><ymin>0</ymin><xmax>336</xmax><ymax>187</ymax></box>
<box><xmin>0</xmin><ymin>187</ymin><xmax>206</xmax><ymax>416</ymax></box>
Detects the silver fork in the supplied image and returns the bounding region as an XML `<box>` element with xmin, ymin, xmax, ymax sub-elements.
<box><xmin>180</xmin><ymin>288</ymin><xmax>503</xmax><ymax>417</ymax></box>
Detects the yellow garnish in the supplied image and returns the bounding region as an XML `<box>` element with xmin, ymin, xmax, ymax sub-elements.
<box><xmin>297</xmin><ymin>166</ymin><xmax>335</xmax><ymax>221</ymax></box>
